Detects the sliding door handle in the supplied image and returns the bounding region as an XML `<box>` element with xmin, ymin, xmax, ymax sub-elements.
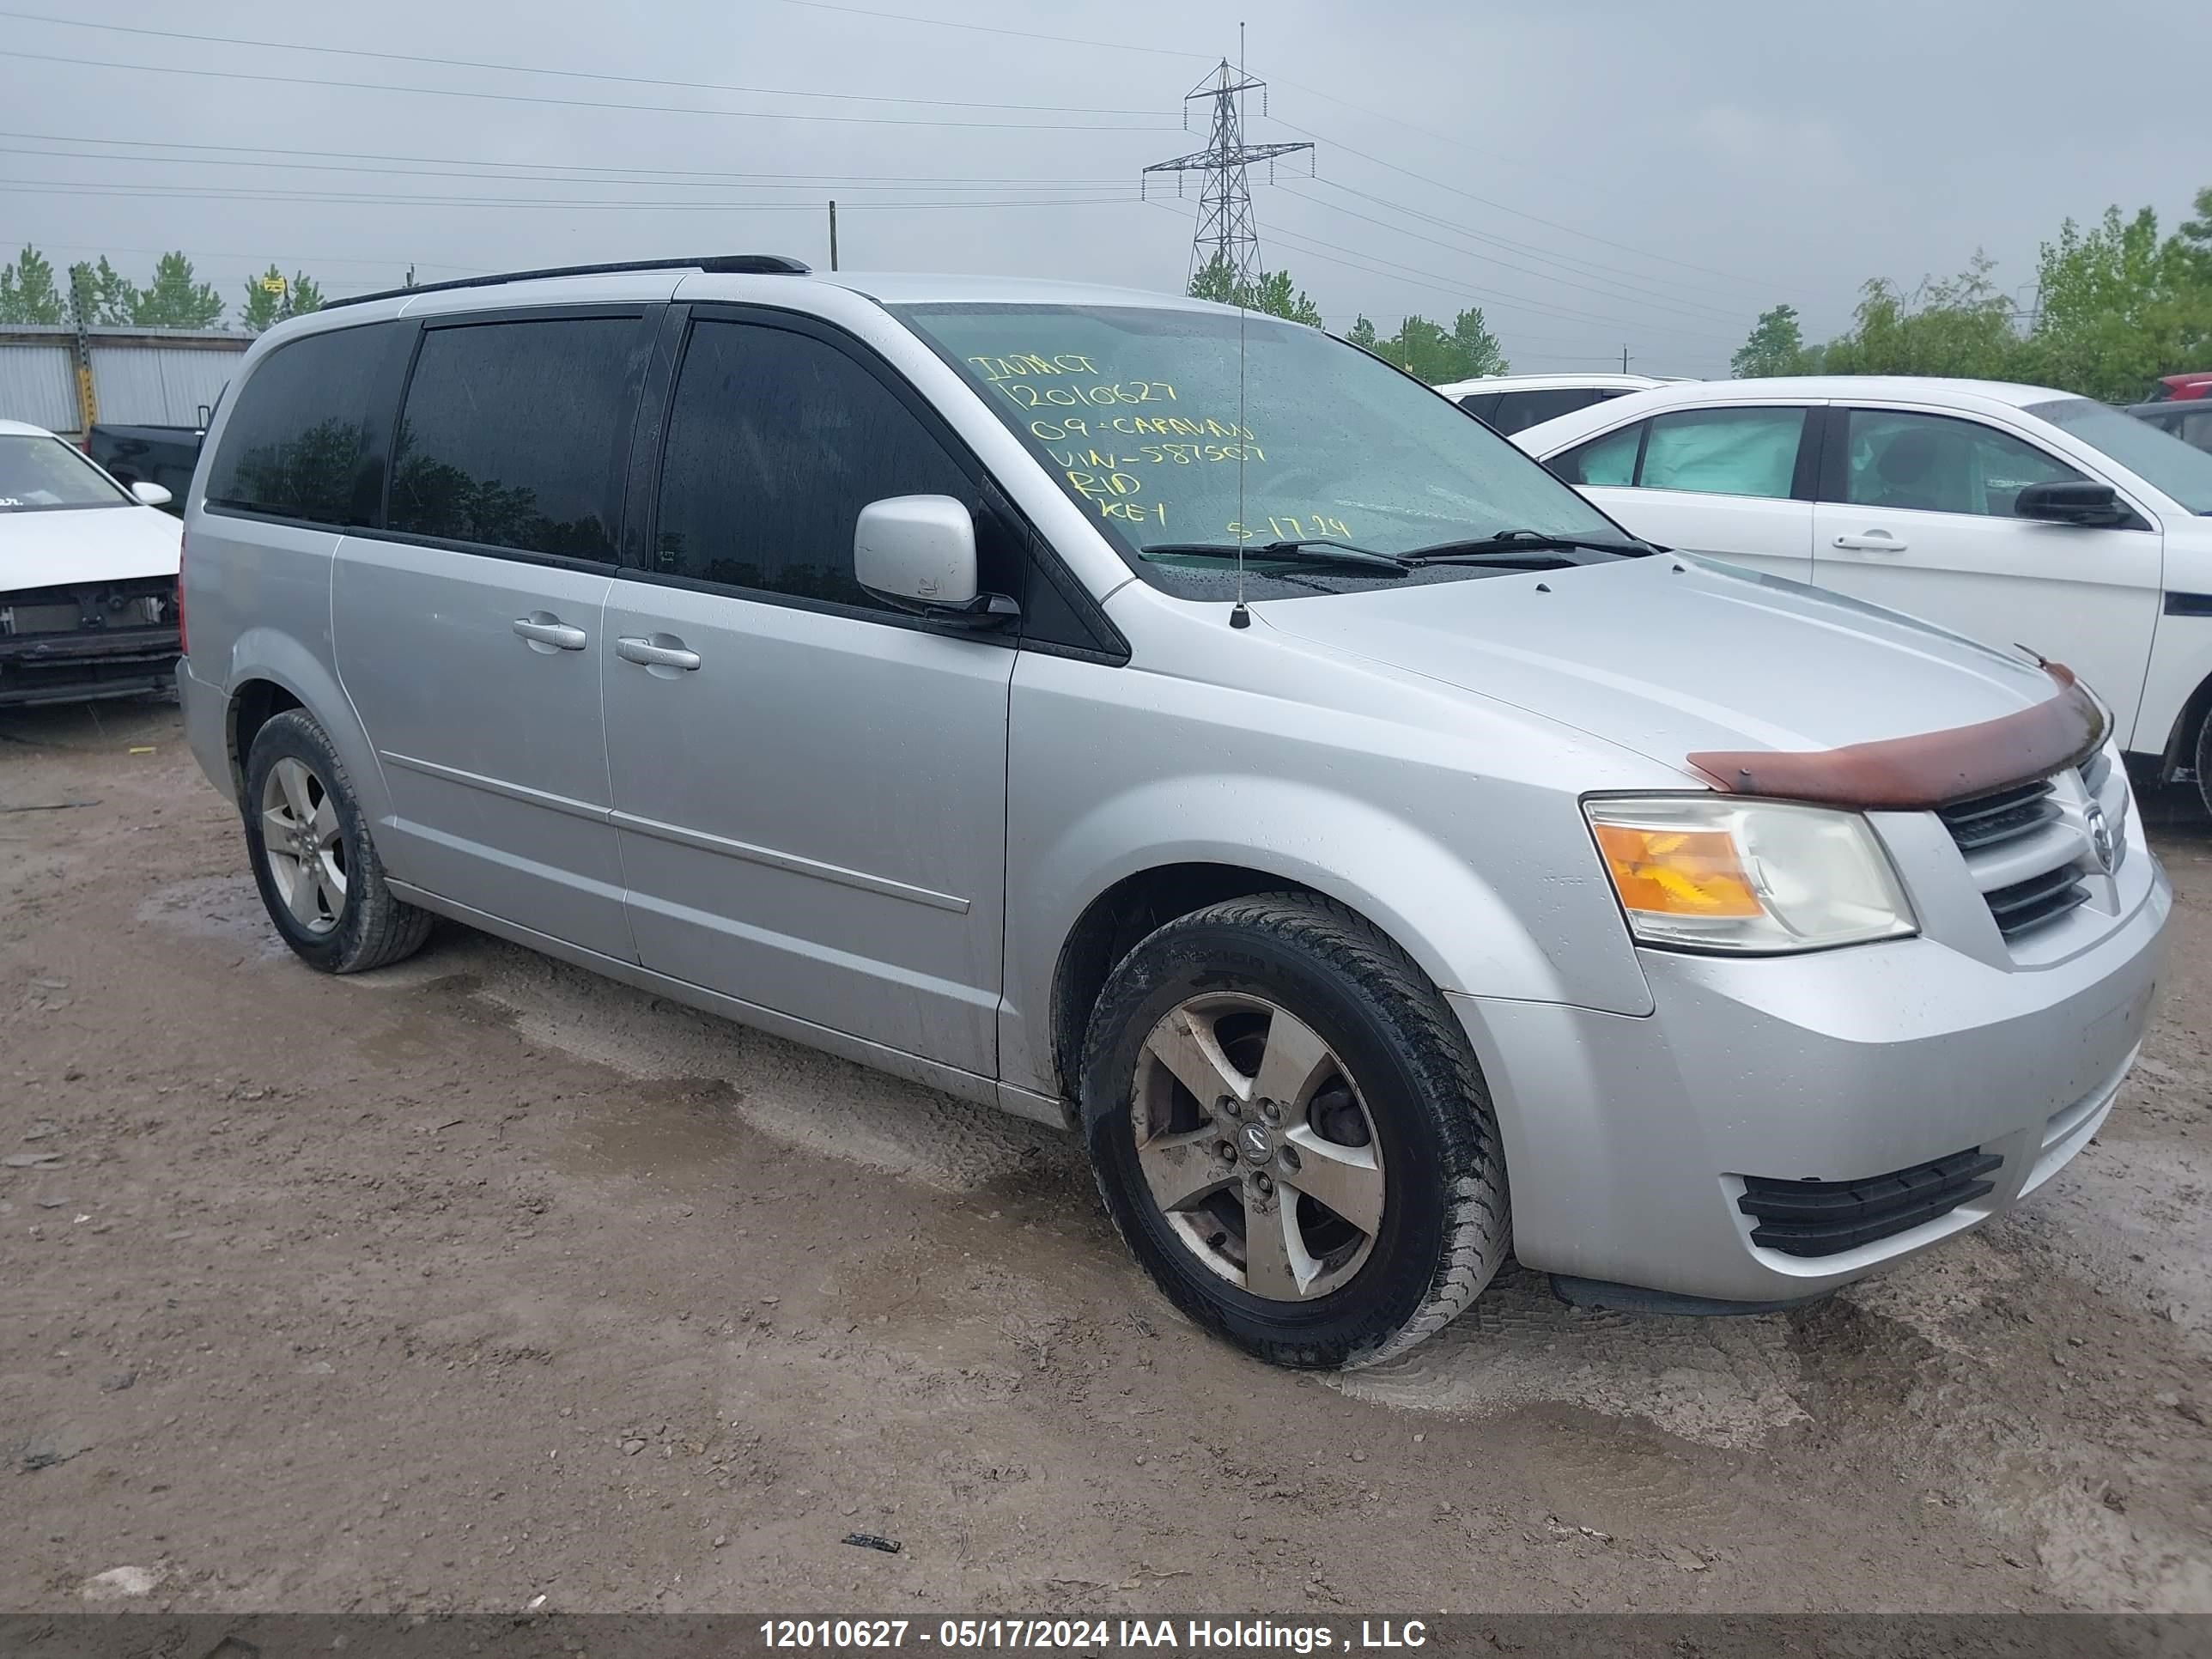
<box><xmin>616</xmin><ymin>635</ymin><xmax>702</xmax><ymax>672</ymax></box>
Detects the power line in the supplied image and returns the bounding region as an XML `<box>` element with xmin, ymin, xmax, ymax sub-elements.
<box><xmin>0</xmin><ymin>47</ymin><xmax>1178</xmax><ymax>131</ymax></box>
<box><xmin>0</xmin><ymin>9</ymin><xmax>1169</xmax><ymax>117</ymax></box>
<box><xmin>763</xmin><ymin>0</ymin><xmax>1214</xmax><ymax>60</ymax></box>
<box><xmin>0</xmin><ymin>143</ymin><xmax>1131</xmax><ymax>196</ymax></box>
<box><xmin>0</xmin><ymin>179</ymin><xmax>1146</xmax><ymax>212</ymax></box>
<box><xmin>0</xmin><ymin>131</ymin><xmax>1129</xmax><ymax>190</ymax></box>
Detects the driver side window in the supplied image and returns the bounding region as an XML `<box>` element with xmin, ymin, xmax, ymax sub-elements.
<box><xmin>1840</xmin><ymin>410</ymin><xmax>2084</xmax><ymax>518</ymax></box>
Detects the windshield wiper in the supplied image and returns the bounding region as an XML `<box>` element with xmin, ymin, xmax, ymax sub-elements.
<box><xmin>1399</xmin><ymin>528</ymin><xmax>1652</xmax><ymax>565</ymax></box>
<box><xmin>1138</xmin><ymin>538</ymin><xmax>1412</xmax><ymax>574</ymax></box>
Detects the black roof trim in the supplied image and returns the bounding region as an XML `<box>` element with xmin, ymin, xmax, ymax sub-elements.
<box><xmin>323</xmin><ymin>254</ymin><xmax>811</xmax><ymax>311</ymax></box>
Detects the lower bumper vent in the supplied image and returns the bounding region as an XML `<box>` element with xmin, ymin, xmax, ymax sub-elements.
<box><xmin>1736</xmin><ymin>1147</ymin><xmax>2001</xmax><ymax>1257</ymax></box>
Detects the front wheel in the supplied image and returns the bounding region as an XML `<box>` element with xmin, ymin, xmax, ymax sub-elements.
<box><xmin>2196</xmin><ymin>710</ymin><xmax>2212</xmax><ymax>821</ymax></box>
<box><xmin>1081</xmin><ymin>893</ymin><xmax>1508</xmax><ymax>1369</ymax></box>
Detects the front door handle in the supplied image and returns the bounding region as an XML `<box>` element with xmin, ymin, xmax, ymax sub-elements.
<box><xmin>616</xmin><ymin>634</ymin><xmax>702</xmax><ymax>672</ymax></box>
<box><xmin>1833</xmin><ymin>532</ymin><xmax>1908</xmax><ymax>553</ymax></box>
<box><xmin>513</xmin><ymin>615</ymin><xmax>587</xmax><ymax>651</ymax></box>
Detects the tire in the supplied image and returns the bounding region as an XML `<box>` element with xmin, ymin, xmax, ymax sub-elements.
<box><xmin>1080</xmin><ymin>892</ymin><xmax>1507</xmax><ymax>1370</ymax></box>
<box><xmin>242</xmin><ymin>709</ymin><xmax>431</xmax><ymax>975</ymax></box>
<box><xmin>2197</xmin><ymin>710</ymin><xmax>2212</xmax><ymax>821</ymax></box>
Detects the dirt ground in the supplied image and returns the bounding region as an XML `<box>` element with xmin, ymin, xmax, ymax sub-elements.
<box><xmin>3</xmin><ymin>699</ymin><xmax>2208</xmax><ymax>1616</ymax></box>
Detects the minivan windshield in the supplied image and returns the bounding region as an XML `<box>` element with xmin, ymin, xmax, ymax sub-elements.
<box><xmin>0</xmin><ymin>434</ymin><xmax>133</xmax><ymax>513</ymax></box>
<box><xmin>895</xmin><ymin>302</ymin><xmax>1640</xmax><ymax>599</ymax></box>
<box><xmin>2028</xmin><ymin>397</ymin><xmax>2212</xmax><ymax>515</ymax></box>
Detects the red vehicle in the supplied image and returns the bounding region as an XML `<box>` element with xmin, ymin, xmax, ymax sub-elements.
<box><xmin>2148</xmin><ymin>372</ymin><xmax>2212</xmax><ymax>401</ymax></box>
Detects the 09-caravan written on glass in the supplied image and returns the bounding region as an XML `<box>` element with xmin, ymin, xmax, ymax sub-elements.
<box><xmin>895</xmin><ymin>302</ymin><xmax>1638</xmax><ymax>600</ymax></box>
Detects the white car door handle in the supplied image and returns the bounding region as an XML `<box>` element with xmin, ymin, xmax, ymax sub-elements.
<box><xmin>512</xmin><ymin>616</ymin><xmax>587</xmax><ymax>650</ymax></box>
<box><xmin>1833</xmin><ymin>532</ymin><xmax>1907</xmax><ymax>553</ymax></box>
<box><xmin>616</xmin><ymin>635</ymin><xmax>702</xmax><ymax>672</ymax></box>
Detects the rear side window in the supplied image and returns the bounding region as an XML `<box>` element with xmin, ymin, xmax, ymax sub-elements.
<box><xmin>387</xmin><ymin>317</ymin><xmax>647</xmax><ymax>561</ymax></box>
<box><xmin>1456</xmin><ymin>392</ymin><xmax>1503</xmax><ymax>424</ymax></box>
<box><xmin>1639</xmin><ymin>406</ymin><xmax>1806</xmax><ymax>498</ymax></box>
<box><xmin>652</xmin><ymin>319</ymin><xmax>970</xmax><ymax>611</ymax></box>
<box><xmin>1553</xmin><ymin>422</ymin><xmax>1641</xmax><ymax>486</ymax></box>
<box><xmin>205</xmin><ymin>322</ymin><xmax>397</xmax><ymax>524</ymax></box>
<box><xmin>1489</xmin><ymin>387</ymin><xmax>1601</xmax><ymax>434</ymax></box>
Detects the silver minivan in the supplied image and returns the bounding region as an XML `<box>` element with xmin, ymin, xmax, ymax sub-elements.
<box><xmin>176</xmin><ymin>256</ymin><xmax>2172</xmax><ymax>1369</ymax></box>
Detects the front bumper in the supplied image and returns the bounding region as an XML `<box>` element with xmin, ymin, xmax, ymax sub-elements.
<box><xmin>1454</xmin><ymin>855</ymin><xmax>2172</xmax><ymax>1304</ymax></box>
<box><xmin>0</xmin><ymin>625</ymin><xmax>179</xmax><ymax>706</ymax></box>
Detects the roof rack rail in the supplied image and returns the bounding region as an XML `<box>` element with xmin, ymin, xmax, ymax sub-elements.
<box><xmin>323</xmin><ymin>254</ymin><xmax>811</xmax><ymax>311</ymax></box>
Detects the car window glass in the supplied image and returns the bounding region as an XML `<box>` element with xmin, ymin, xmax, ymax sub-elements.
<box><xmin>653</xmin><ymin>319</ymin><xmax>970</xmax><ymax>611</ymax></box>
<box><xmin>1489</xmin><ymin>387</ymin><xmax>1598</xmax><ymax>435</ymax></box>
<box><xmin>1640</xmin><ymin>406</ymin><xmax>1806</xmax><ymax>498</ymax></box>
<box><xmin>1844</xmin><ymin>410</ymin><xmax>2082</xmax><ymax>517</ymax></box>
<box><xmin>387</xmin><ymin>318</ymin><xmax>642</xmax><ymax>560</ymax></box>
<box><xmin>1457</xmin><ymin>392</ymin><xmax>1502</xmax><ymax>424</ymax></box>
<box><xmin>205</xmin><ymin>322</ymin><xmax>395</xmax><ymax>524</ymax></box>
<box><xmin>1553</xmin><ymin>422</ymin><xmax>1642</xmax><ymax>487</ymax></box>
<box><xmin>0</xmin><ymin>434</ymin><xmax>132</xmax><ymax>511</ymax></box>
<box><xmin>2185</xmin><ymin>410</ymin><xmax>2212</xmax><ymax>455</ymax></box>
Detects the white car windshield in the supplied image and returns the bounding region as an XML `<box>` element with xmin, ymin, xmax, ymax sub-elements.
<box><xmin>0</xmin><ymin>434</ymin><xmax>134</xmax><ymax>512</ymax></box>
<box><xmin>895</xmin><ymin>302</ymin><xmax>1638</xmax><ymax>599</ymax></box>
<box><xmin>2028</xmin><ymin>398</ymin><xmax>2212</xmax><ymax>515</ymax></box>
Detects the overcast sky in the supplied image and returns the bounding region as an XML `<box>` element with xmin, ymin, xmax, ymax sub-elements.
<box><xmin>3</xmin><ymin>0</ymin><xmax>2205</xmax><ymax>375</ymax></box>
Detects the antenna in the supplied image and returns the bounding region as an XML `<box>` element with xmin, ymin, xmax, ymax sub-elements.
<box><xmin>1231</xmin><ymin>295</ymin><xmax>1250</xmax><ymax>629</ymax></box>
<box><xmin>1142</xmin><ymin>46</ymin><xmax>1312</xmax><ymax>289</ymax></box>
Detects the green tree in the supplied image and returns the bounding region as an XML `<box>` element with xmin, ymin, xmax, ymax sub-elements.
<box><xmin>131</xmin><ymin>252</ymin><xmax>225</xmax><ymax>329</ymax></box>
<box><xmin>2022</xmin><ymin>199</ymin><xmax>2212</xmax><ymax>402</ymax></box>
<box><xmin>0</xmin><ymin>245</ymin><xmax>66</xmax><ymax>324</ymax></box>
<box><xmin>1731</xmin><ymin>302</ymin><xmax>1819</xmax><ymax>378</ymax></box>
<box><xmin>1819</xmin><ymin>252</ymin><xmax>2021</xmax><ymax>381</ymax></box>
<box><xmin>239</xmin><ymin>266</ymin><xmax>326</xmax><ymax>332</ymax></box>
<box><xmin>1346</xmin><ymin>314</ymin><xmax>1377</xmax><ymax>350</ymax></box>
<box><xmin>1449</xmin><ymin>306</ymin><xmax>1509</xmax><ymax>379</ymax></box>
<box><xmin>66</xmin><ymin>257</ymin><xmax>137</xmax><ymax>325</ymax></box>
<box><xmin>1186</xmin><ymin>254</ymin><xmax>1323</xmax><ymax>325</ymax></box>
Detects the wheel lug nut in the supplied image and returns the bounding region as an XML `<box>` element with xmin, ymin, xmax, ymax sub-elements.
<box><xmin>1219</xmin><ymin>1097</ymin><xmax>1240</xmax><ymax>1120</ymax></box>
<box><xmin>1217</xmin><ymin>1140</ymin><xmax>1237</xmax><ymax>1164</ymax></box>
<box><xmin>1279</xmin><ymin>1145</ymin><xmax>1300</xmax><ymax>1171</ymax></box>
<box><xmin>1261</xmin><ymin>1100</ymin><xmax>1282</xmax><ymax>1124</ymax></box>
<box><xmin>1253</xmin><ymin>1172</ymin><xmax>1273</xmax><ymax>1197</ymax></box>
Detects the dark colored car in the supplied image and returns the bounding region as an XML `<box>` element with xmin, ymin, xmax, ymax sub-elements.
<box><xmin>2126</xmin><ymin>398</ymin><xmax>2212</xmax><ymax>455</ymax></box>
<box><xmin>86</xmin><ymin>421</ymin><xmax>208</xmax><ymax>519</ymax></box>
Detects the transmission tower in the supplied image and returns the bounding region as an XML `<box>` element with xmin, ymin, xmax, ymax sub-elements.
<box><xmin>1143</xmin><ymin>58</ymin><xmax>1312</xmax><ymax>289</ymax></box>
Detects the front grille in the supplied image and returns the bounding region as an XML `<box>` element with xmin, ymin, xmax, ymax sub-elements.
<box><xmin>1737</xmin><ymin>1147</ymin><xmax>2002</xmax><ymax>1257</ymax></box>
<box><xmin>1936</xmin><ymin>774</ymin><xmax>2090</xmax><ymax>940</ymax></box>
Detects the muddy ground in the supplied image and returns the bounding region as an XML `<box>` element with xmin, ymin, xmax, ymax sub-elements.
<box><xmin>2</xmin><ymin>700</ymin><xmax>2208</xmax><ymax>1615</ymax></box>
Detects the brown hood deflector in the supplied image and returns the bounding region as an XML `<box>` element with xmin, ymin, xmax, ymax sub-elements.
<box><xmin>1687</xmin><ymin>663</ymin><xmax>2106</xmax><ymax>811</ymax></box>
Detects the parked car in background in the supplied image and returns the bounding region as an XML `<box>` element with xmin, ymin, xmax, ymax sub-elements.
<box><xmin>1514</xmin><ymin>377</ymin><xmax>2212</xmax><ymax>811</ymax></box>
<box><xmin>2127</xmin><ymin>398</ymin><xmax>2212</xmax><ymax>456</ymax></box>
<box><xmin>1432</xmin><ymin>372</ymin><xmax>1686</xmax><ymax>436</ymax></box>
<box><xmin>177</xmin><ymin>260</ymin><xmax>2166</xmax><ymax>1369</ymax></box>
<box><xmin>88</xmin><ymin>419</ymin><xmax>210</xmax><ymax>519</ymax></box>
<box><xmin>1</xmin><ymin>418</ymin><xmax>182</xmax><ymax>705</ymax></box>
<box><xmin>2142</xmin><ymin>373</ymin><xmax>2212</xmax><ymax>402</ymax></box>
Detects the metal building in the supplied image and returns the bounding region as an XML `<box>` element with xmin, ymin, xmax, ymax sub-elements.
<box><xmin>0</xmin><ymin>325</ymin><xmax>251</xmax><ymax>439</ymax></box>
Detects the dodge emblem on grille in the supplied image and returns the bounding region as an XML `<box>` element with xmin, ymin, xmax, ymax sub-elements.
<box><xmin>2085</xmin><ymin>801</ymin><xmax>2115</xmax><ymax>874</ymax></box>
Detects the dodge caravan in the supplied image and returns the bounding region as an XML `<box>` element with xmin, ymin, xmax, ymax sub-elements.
<box><xmin>176</xmin><ymin>257</ymin><xmax>2171</xmax><ymax>1369</ymax></box>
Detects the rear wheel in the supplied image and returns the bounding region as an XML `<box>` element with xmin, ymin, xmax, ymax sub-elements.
<box><xmin>243</xmin><ymin>709</ymin><xmax>431</xmax><ymax>974</ymax></box>
<box><xmin>2196</xmin><ymin>710</ymin><xmax>2212</xmax><ymax>820</ymax></box>
<box><xmin>1081</xmin><ymin>893</ymin><xmax>1507</xmax><ymax>1369</ymax></box>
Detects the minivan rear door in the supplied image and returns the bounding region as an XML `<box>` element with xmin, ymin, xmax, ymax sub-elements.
<box><xmin>331</xmin><ymin>308</ymin><xmax>658</xmax><ymax>961</ymax></box>
<box><xmin>601</xmin><ymin>307</ymin><xmax>1016</xmax><ymax>1078</ymax></box>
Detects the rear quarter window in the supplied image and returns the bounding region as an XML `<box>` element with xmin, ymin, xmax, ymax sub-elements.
<box><xmin>204</xmin><ymin>322</ymin><xmax>403</xmax><ymax>526</ymax></box>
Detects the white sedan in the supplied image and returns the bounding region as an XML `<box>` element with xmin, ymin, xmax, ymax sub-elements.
<box><xmin>1513</xmin><ymin>376</ymin><xmax>2212</xmax><ymax>811</ymax></box>
<box><xmin>1</xmin><ymin>418</ymin><xmax>183</xmax><ymax>707</ymax></box>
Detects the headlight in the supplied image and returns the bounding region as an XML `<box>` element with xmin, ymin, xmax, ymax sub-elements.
<box><xmin>1584</xmin><ymin>796</ymin><xmax>1917</xmax><ymax>953</ymax></box>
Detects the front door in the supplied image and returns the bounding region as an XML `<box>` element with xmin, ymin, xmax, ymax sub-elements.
<box><xmin>601</xmin><ymin>311</ymin><xmax>1017</xmax><ymax>1077</ymax></box>
<box><xmin>1811</xmin><ymin>406</ymin><xmax>2163</xmax><ymax>741</ymax></box>
<box><xmin>331</xmin><ymin>309</ymin><xmax>657</xmax><ymax>960</ymax></box>
<box><xmin>1549</xmin><ymin>402</ymin><xmax>1817</xmax><ymax>581</ymax></box>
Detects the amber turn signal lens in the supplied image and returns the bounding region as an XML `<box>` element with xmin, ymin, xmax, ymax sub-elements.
<box><xmin>1590</xmin><ymin>823</ymin><xmax>1761</xmax><ymax>918</ymax></box>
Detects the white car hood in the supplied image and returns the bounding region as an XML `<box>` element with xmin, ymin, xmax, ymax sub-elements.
<box><xmin>0</xmin><ymin>505</ymin><xmax>181</xmax><ymax>593</ymax></box>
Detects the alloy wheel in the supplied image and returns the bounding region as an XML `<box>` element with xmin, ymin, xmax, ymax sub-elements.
<box><xmin>258</xmin><ymin>756</ymin><xmax>347</xmax><ymax>936</ymax></box>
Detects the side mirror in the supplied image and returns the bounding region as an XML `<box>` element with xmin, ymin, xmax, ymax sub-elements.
<box><xmin>854</xmin><ymin>495</ymin><xmax>1018</xmax><ymax>627</ymax></box>
<box><xmin>131</xmin><ymin>481</ymin><xmax>173</xmax><ymax>507</ymax></box>
<box><xmin>2014</xmin><ymin>481</ymin><xmax>2128</xmax><ymax>527</ymax></box>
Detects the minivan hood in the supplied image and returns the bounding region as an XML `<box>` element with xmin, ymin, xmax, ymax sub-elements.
<box><xmin>1256</xmin><ymin>555</ymin><xmax>2072</xmax><ymax>780</ymax></box>
<box><xmin>0</xmin><ymin>505</ymin><xmax>180</xmax><ymax>593</ymax></box>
